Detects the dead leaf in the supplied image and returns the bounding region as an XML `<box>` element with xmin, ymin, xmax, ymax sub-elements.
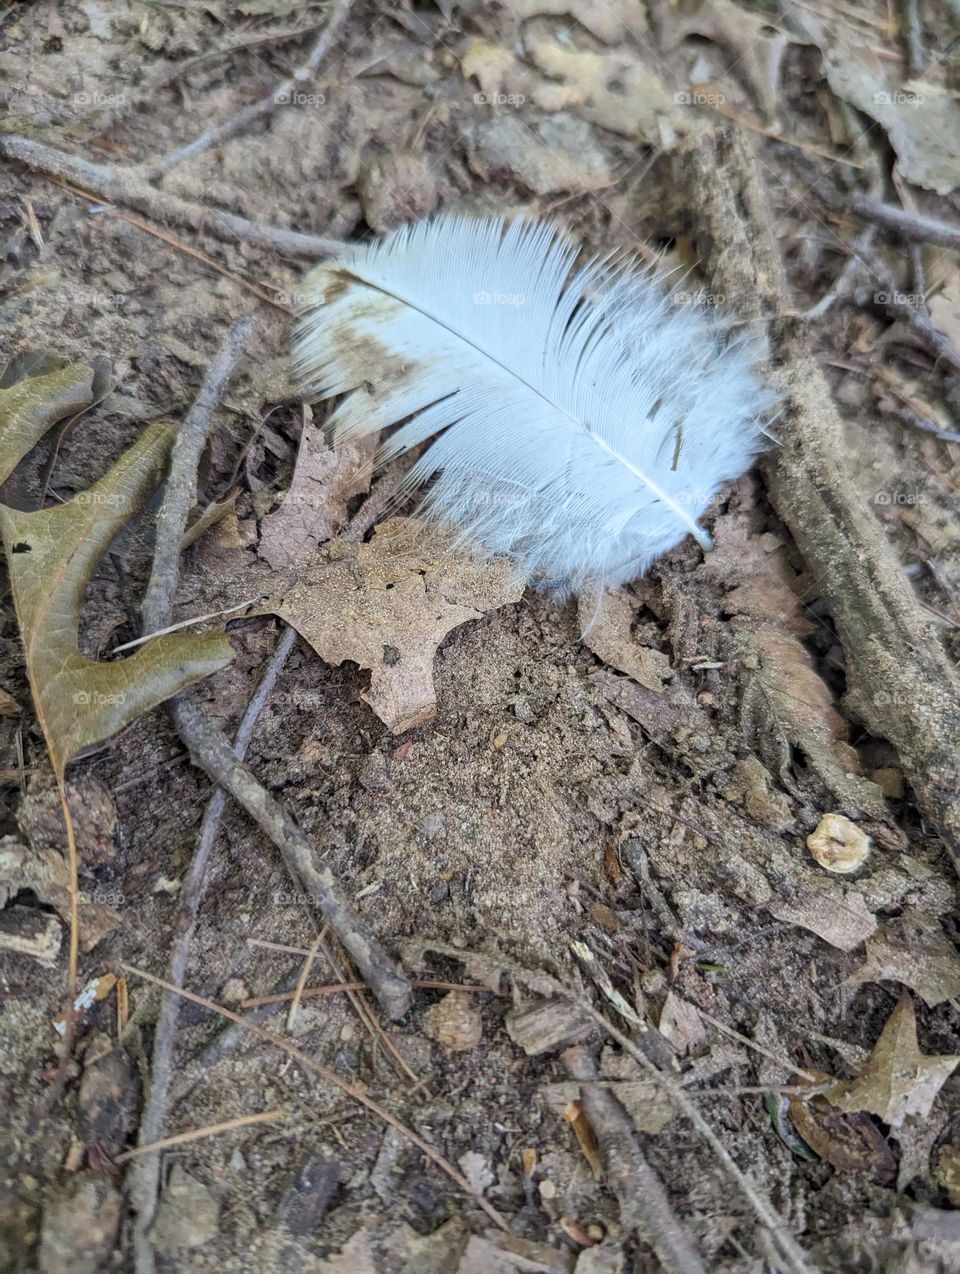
<box><xmin>825</xmin><ymin>994</ymin><xmax>960</xmax><ymax>1128</ymax></box>
<box><xmin>704</xmin><ymin>518</ymin><xmax>813</xmax><ymax>636</ymax></box>
<box><xmin>508</xmin><ymin>0</ymin><xmax>649</xmax><ymax>44</ymax></box>
<box><xmin>723</xmin><ymin>755</ymin><xmax>794</xmax><ymax>832</ymax></box>
<box><xmin>701</xmin><ymin>515</ymin><xmax>882</xmax><ymax>812</ymax></box>
<box><xmin>259</xmin><ymin>410</ymin><xmax>374</xmax><ymax>568</ymax></box>
<box><xmin>0</xmin><ymin>835</ymin><xmax>120</xmax><ymax>950</ymax></box>
<box><xmin>824</xmin><ymin>56</ymin><xmax>960</xmax><ymax>195</ymax></box>
<box><xmin>787</xmin><ymin>1088</ymin><xmax>896</xmax><ymax>1183</ymax></box>
<box><xmin>0</xmin><ymin>420</ymin><xmax>233</xmax><ymax>774</ymax></box>
<box><xmin>467</xmin><ymin>113</ymin><xmax>614</xmax><ymax>196</ymax></box>
<box><xmin>527</xmin><ymin>39</ymin><xmax>696</xmax><ymax>146</ymax></box>
<box><xmin>422</xmin><ymin>991</ymin><xmax>483</xmax><ymax>1051</ymax></box>
<box><xmin>747</xmin><ymin>626</ymin><xmax>886</xmax><ymax>816</ymax></box>
<box><xmin>767</xmin><ymin>874</ymin><xmax>876</xmax><ymax>952</ymax></box>
<box><xmin>656</xmin><ymin>0</ymin><xmax>791</xmax><ymax>119</ymax></box>
<box><xmin>267</xmin><ymin>518</ymin><xmax>522</xmax><ymax>733</ymax></box>
<box><xmin>457</xmin><ymin>1151</ymin><xmax>494</xmax><ymax>1197</ymax></box>
<box><xmin>460</xmin><ymin>39</ymin><xmax>527</xmax><ymax>103</ymax></box>
<box><xmin>658</xmin><ymin>991</ymin><xmax>706</xmax><ymax>1055</ymax></box>
<box><xmin>846</xmin><ymin>912</ymin><xmax>960</xmax><ymax>1008</ymax></box>
<box><xmin>897</xmin><ymin>1116</ymin><xmax>943</xmax><ymax>1192</ymax></box>
<box><xmin>579</xmin><ymin>587</ymin><xmax>672</xmax><ymax>692</ymax></box>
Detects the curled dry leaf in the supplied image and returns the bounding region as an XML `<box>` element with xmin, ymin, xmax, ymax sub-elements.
<box><xmin>824</xmin><ymin>56</ymin><xmax>960</xmax><ymax>196</ymax></box>
<box><xmin>703</xmin><ymin>516</ymin><xmax>884</xmax><ymax>814</ymax></box>
<box><xmin>258</xmin><ymin>409</ymin><xmax>374</xmax><ymax>569</ymax></box>
<box><xmin>268</xmin><ymin>518</ymin><xmax>522</xmax><ymax>733</ymax></box>
<box><xmin>846</xmin><ymin>911</ymin><xmax>960</xmax><ymax>1008</ymax></box>
<box><xmin>787</xmin><ymin>1087</ymin><xmax>896</xmax><ymax>1184</ymax></box>
<box><xmin>656</xmin><ymin>0</ymin><xmax>792</xmax><ymax>120</ymax></box>
<box><xmin>422</xmin><ymin>990</ymin><xmax>483</xmax><ymax>1052</ymax></box>
<box><xmin>825</xmin><ymin>993</ymin><xmax>960</xmax><ymax>1129</ymax></box>
<box><xmin>578</xmin><ymin>587</ymin><xmax>673</xmax><ymax>692</ymax></box>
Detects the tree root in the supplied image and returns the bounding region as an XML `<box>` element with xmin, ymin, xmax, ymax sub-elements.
<box><xmin>680</xmin><ymin>127</ymin><xmax>960</xmax><ymax>870</ymax></box>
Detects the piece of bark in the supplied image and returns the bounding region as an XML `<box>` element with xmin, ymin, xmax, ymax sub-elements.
<box><xmin>676</xmin><ymin>127</ymin><xmax>960</xmax><ymax>869</ymax></box>
<box><xmin>0</xmin><ymin>904</ymin><xmax>62</xmax><ymax>964</ymax></box>
<box><xmin>505</xmin><ymin>998</ymin><xmax>594</xmax><ymax>1056</ymax></box>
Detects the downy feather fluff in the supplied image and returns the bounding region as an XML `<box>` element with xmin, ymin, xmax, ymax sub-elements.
<box><xmin>292</xmin><ymin>215</ymin><xmax>776</xmax><ymax>592</ymax></box>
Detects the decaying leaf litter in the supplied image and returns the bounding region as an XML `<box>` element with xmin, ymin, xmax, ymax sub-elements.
<box><xmin>1</xmin><ymin>1</ymin><xmax>960</xmax><ymax>1271</ymax></box>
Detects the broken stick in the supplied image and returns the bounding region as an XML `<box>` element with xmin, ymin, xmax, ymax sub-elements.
<box><xmin>679</xmin><ymin>127</ymin><xmax>960</xmax><ymax>869</ymax></box>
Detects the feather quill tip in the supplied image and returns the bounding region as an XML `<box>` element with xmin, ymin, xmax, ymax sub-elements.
<box><xmin>293</xmin><ymin>214</ymin><xmax>777</xmax><ymax>593</ymax></box>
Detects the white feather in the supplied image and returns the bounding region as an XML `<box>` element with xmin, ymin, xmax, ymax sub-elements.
<box><xmin>292</xmin><ymin>215</ymin><xmax>776</xmax><ymax>592</ymax></box>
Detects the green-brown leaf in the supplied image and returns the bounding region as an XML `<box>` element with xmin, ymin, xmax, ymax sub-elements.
<box><xmin>0</xmin><ymin>363</ymin><xmax>233</xmax><ymax>774</ymax></box>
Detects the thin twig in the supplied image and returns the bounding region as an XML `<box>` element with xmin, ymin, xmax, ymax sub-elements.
<box><xmin>863</xmin><ymin>252</ymin><xmax>960</xmax><ymax>375</ymax></box>
<box><xmin>563</xmin><ymin>1046</ymin><xmax>706</xmax><ymax>1274</ymax></box>
<box><xmin>135</xmin><ymin>321</ymin><xmax>411</xmax><ymax>1021</ymax></box>
<box><xmin>847</xmin><ymin>193</ymin><xmax>960</xmax><ymax>249</ymax></box>
<box><xmin>167</xmin><ymin>696</ymin><xmax>413</xmax><ymax>1020</ymax></box>
<box><xmin>121</xmin><ymin>964</ymin><xmax>509</xmax><ymax>1232</ymax></box>
<box><xmin>128</xmin><ymin>624</ymin><xmax>298</xmax><ymax>1274</ymax></box>
<box><xmin>472</xmin><ymin>948</ymin><xmax>818</xmax><ymax>1274</ymax></box>
<box><xmin>803</xmin><ymin>224</ymin><xmax>877</xmax><ymax>321</ymax></box>
<box><xmin>141</xmin><ymin>318</ymin><xmax>252</xmax><ymax>629</ymax></box>
<box><xmin>117</xmin><ymin>1109</ymin><xmax>285</xmax><ymax>1163</ymax></box>
<box><xmin>0</xmin><ymin>135</ymin><xmax>343</xmax><ymax>258</ymax></box>
<box><xmin>140</xmin><ymin>0</ymin><xmax>356</xmax><ymax>181</ymax></box>
<box><xmin>901</xmin><ymin>0</ymin><xmax>925</xmax><ymax>77</ymax></box>
<box><xmin>287</xmin><ymin>929</ymin><xmax>325</xmax><ymax>1033</ymax></box>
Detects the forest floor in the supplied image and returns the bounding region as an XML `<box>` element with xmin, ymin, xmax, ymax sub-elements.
<box><xmin>1</xmin><ymin>2</ymin><xmax>960</xmax><ymax>1272</ymax></box>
